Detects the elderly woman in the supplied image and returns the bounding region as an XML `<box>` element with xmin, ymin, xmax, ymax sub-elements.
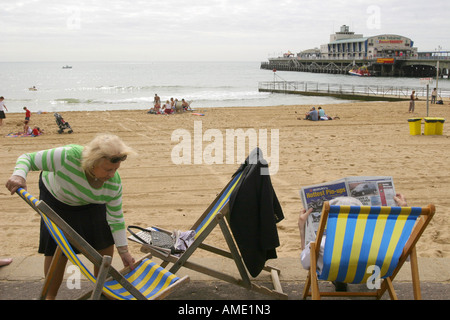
<box><xmin>5</xmin><ymin>134</ymin><xmax>135</xmax><ymax>299</ymax></box>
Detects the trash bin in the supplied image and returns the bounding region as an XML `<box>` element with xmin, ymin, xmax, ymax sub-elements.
<box><xmin>434</xmin><ymin>118</ymin><xmax>445</xmax><ymax>135</ymax></box>
<box><xmin>408</xmin><ymin>118</ymin><xmax>422</xmax><ymax>135</ymax></box>
<box><xmin>424</xmin><ymin>117</ymin><xmax>438</xmax><ymax>135</ymax></box>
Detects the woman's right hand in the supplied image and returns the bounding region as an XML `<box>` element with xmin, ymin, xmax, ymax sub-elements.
<box><xmin>5</xmin><ymin>175</ymin><xmax>27</xmax><ymax>195</ymax></box>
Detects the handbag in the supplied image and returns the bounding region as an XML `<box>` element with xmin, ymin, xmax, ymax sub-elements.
<box><xmin>127</xmin><ymin>225</ymin><xmax>175</xmax><ymax>251</ymax></box>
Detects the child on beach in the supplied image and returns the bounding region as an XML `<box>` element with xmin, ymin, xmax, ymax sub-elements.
<box><xmin>0</xmin><ymin>96</ymin><xmax>8</xmax><ymax>126</ymax></box>
<box><xmin>24</xmin><ymin>106</ymin><xmax>31</xmax><ymax>122</ymax></box>
<box><xmin>181</xmin><ymin>99</ymin><xmax>191</xmax><ymax>111</ymax></box>
<box><xmin>164</xmin><ymin>100</ymin><xmax>173</xmax><ymax>114</ymax></box>
<box><xmin>32</xmin><ymin>126</ymin><xmax>43</xmax><ymax>136</ymax></box>
<box><xmin>23</xmin><ymin>121</ymin><xmax>31</xmax><ymax>135</ymax></box>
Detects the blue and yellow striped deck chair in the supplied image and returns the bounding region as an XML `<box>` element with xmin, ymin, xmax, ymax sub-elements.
<box><xmin>138</xmin><ymin>168</ymin><xmax>287</xmax><ymax>299</ymax></box>
<box><xmin>17</xmin><ymin>188</ymin><xmax>189</xmax><ymax>300</ymax></box>
<box><xmin>302</xmin><ymin>201</ymin><xmax>435</xmax><ymax>300</ymax></box>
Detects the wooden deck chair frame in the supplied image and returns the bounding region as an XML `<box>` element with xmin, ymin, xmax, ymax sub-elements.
<box><xmin>17</xmin><ymin>188</ymin><xmax>189</xmax><ymax>300</ymax></box>
<box><xmin>138</xmin><ymin>171</ymin><xmax>287</xmax><ymax>299</ymax></box>
<box><xmin>302</xmin><ymin>201</ymin><xmax>435</xmax><ymax>300</ymax></box>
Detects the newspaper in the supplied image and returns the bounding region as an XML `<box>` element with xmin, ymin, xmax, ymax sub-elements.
<box><xmin>299</xmin><ymin>176</ymin><xmax>396</xmax><ymax>246</ymax></box>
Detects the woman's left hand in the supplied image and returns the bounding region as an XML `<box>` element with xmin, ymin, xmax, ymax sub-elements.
<box><xmin>119</xmin><ymin>251</ymin><xmax>136</xmax><ymax>270</ymax></box>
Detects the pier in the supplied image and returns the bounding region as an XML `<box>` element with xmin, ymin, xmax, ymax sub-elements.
<box><xmin>261</xmin><ymin>53</ymin><xmax>450</xmax><ymax>78</ymax></box>
<box><xmin>265</xmin><ymin>26</ymin><xmax>450</xmax><ymax>78</ymax></box>
<box><xmin>258</xmin><ymin>80</ymin><xmax>450</xmax><ymax>101</ymax></box>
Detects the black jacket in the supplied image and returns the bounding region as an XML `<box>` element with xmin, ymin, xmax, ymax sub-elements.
<box><xmin>229</xmin><ymin>148</ymin><xmax>284</xmax><ymax>277</ymax></box>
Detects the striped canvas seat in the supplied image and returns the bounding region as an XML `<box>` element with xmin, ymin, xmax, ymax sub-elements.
<box><xmin>103</xmin><ymin>259</ymin><xmax>180</xmax><ymax>300</ymax></box>
<box><xmin>319</xmin><ymin>205</ymin><xmax>422</xmax><ymax>284</ymax></box>
<box><xmin>17</xmin><ymin>188</ymin><xmax>187</xmax><ymax>300</ymax></box>
<box><xmin>303</xmin><ymin>201</ymin><xmax>435</xmax><ymax>300</ymax></box>
<box><xmin>193</xmin><ymin>170</ymin><xmax>243</xmax><ymax>239</ymax></box>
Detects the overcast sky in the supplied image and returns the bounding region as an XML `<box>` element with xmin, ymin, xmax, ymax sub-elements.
<box><xmin>1</xmin><ymin>0</ymin><xmax>449</xmax><ymax>61</ymax></box>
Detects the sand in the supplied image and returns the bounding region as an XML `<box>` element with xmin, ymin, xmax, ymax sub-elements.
<box><xmin>1</xmin><ymin>100</ymin><xmax>449</xmax><ymax>261</ymax></box>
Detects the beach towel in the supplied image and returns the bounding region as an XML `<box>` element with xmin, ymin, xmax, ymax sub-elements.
<box><xmin>5</xmin><ymin>132</ymin><xmax>42</xmax><ymax>138</ymax></box>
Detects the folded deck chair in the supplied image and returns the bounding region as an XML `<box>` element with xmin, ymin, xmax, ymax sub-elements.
<box><xmin>302</xmin><ymin>201</ymin><xmax>435</xmax><ymax>300</ymax></box>
<box><xmin>17</xmin><ymin>188</ymin><xmax>189</xmax><ymax>300</ymax></box>
<box><xmin>136</xmin><ymin>149</ymin><xmax>287</xmax><ymax>299</ymax></box>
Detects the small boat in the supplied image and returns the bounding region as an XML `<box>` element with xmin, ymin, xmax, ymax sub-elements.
<box><xmin>62</xmin><ymin>65</ymin><xmax>72</xmax><ymax>69</ymax></box>
<box><xmin>349</xmin><ymin>66</ymin><xmax>370</xmax><ymax>76</ymax></box>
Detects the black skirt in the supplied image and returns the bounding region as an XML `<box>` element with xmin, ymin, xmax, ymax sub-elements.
<box><xmin>38</xmin><ymin>174</ymin><xmax>114</xmax><ymax>256</ymax></box>
<box><xmin>0</xmin><ymin>111</ymin><xmax>5</xmax><ymax>119</ymax></box>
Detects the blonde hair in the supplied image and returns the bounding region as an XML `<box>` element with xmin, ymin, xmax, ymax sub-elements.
<box><xmin>81</xmin><ymin>134</ymin><xmax>135</xmax><ymax>171</ymax></box>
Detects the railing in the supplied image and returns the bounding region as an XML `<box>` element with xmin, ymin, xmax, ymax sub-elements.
<box><xmin>258</xmin><ymin>81</ymin><xmax>450</xmax><ymax>99</ymax></box>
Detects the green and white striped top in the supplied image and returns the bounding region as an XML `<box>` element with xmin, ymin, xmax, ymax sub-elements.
<box><xmin>12</xmin><ymin>144</ymin><xmax>127</xmax><ymax>247</ymax></box>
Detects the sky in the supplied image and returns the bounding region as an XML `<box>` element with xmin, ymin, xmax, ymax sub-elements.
<box><xmin>1</xmin><ymin>0</ymin><xmax>449</xmax><ymax>61</ymax></box>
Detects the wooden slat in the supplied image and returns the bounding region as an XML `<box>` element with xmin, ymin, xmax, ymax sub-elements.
<box><xmin>90</xmin><ymin>255</ymin><xmax>112</xmax><ymax>300</ymax></box>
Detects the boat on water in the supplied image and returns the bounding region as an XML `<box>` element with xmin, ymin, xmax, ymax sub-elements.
<box><xmin>62</xmin><ymin>65</ymin><xmax>72</xmax><ymax>69</ymax></box>
<box><xmin>349</xmin><ymin>66</ymin><xmax>370</xmax><ymax>76</ymax></box>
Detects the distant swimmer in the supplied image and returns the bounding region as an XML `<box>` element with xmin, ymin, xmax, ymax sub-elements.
<box><xmin>29</xmin><ymin>86</ymin><xmax>37</xmax><ymax>91</ymax></box>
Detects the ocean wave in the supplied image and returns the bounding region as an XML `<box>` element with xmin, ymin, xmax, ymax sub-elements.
<box><xmin>50</xmin><ymin>90</ymin><xmax>270</xmax><ymax>106</ymax></box>
<box><xmin>64</xmin><ymin>84</ymin><xmax>236</xmax><ymax>92</ymax></box>
<box><xmin>177</xmin><ymin>91</ymin><xmax>270</xmax><ymax>102</ymax></box>
<box><xmin>51</xmin><ymin>97</ymin><xmax>142</xmax><ymax>105</ymax></box>
<box><xmin>51</xmin><ymin>98</ymin><xmax>92</xmax><ymax>104</ymax></box>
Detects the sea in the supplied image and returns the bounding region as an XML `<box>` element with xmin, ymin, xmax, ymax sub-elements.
<box><xmin>1</xmin><ymin>61</ymin><xmax>449</xmax><ymax>113</ymax></box>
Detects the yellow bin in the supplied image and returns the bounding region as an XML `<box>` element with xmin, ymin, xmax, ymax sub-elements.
<box><xmin>434</xmin><ymin>118</ymin><xmax>445</xmax><ymax>135</ymax></box>
<box><xmin>424</xmin><ymin>117</ymin><xmax>437</xmax><ymax>135</ymax></box>
<box><xmin>408</xmin><ymin>118</ymin><xmax>422</xmax><ymax>135</ymax></box>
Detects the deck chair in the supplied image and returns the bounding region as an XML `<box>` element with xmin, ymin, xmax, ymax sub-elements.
<box><xmin>136</xmin><ymin>161</ymin><xmax>287</xmax><ymax>299</ymax></box>
<box><xmin>302</xmin><ymin>201</ymin><xmax>435</xmax><ymax>300</ymax></box>
<box><xmin>17</xmin><ymin>188</ymin><xmax>189</xmax><ymax>300</ymax></box>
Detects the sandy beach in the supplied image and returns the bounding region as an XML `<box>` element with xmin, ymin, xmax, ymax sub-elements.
<box><xmin>1</xmin><ymin>99</ymin><xmax>449</xmax><ymax>262</ymax></box>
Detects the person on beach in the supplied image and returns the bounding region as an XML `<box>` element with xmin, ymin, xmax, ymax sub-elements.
<box><xmin>318</xmin><ymin>107</ymin><xmax>325</xmax><ymax>118</ymax></box>
<box><xmin>431</xmin><ymin>88</ymin><xmax>437</xmax><ymax>104</ymax></box>
<box><xmin>147</xmin><ymin>103</ymin><xmax>161</xmax><ymax>114</ymax></box>
<box><xmin>409</xmin><ymin>90</ymin><xmax>417</xmax><ymax>113</ymax></box>
<box><xmin>23</xmin><ymin>107</ymin><xmax>32</xmax><ymax>134</ymax></box>
<box><xmin>181</xmin><ymin>99</ymin><xmax>191</xmax><ymax>111</ymax></box>
<box><xmin>164</xmin><ymin>100</ymin><xmax>172</xmax><ymax>114</ymax></box>
<box><xmin>305</xmin><ymin>107</ymin><xmax>319</xmax><ymax>121</ymax></box>
<box><xmin>5</xmin><ymin>134</ymin><xmax>136</xmax><ymax>299</ymax></box>
<box><xmin>154</xmin><ymin>94</ymin><xmax>161</xmax><ymax>112</ymax></box>
<box><xmin>0</xmin><ymin>96</ymin><xmax>8</xmax><ymax>126</ymax></box>
<box><xmin>23</xmin><ymin>121</ymin><xmax>32</xmax><ymax>135</ymax></box>
<box><xmin>23</xmin><ymin>106</ymin><xmax>31</xmax><ymax>122</ymax></box>
<box><xmin>298</xmin><ymin>193</ymin><xmax>408</xmax><ymax>292</ymax></box>
<box><xmin>31</xmin><ymin>126</ymin><xmax>43</xmax><ymax>136</ymax></box>
<box><xmin>154</xmin><ymin>94</ymin><xmax>161</xmax><ymax>106</ymax></box>
<box><xmin>154</xmin><ymin>102</ymin><xmax>161</xmax><ymax>114</ymax></box>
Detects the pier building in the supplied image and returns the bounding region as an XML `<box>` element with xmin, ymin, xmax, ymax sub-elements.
<box><xmin>319</xmin><ymin>25</ymin><xmax>417</xmax><ymax>60</ymax></box>
<box><xmin>261</xmin><ymin>25</ymin><xmax>448</xmax><ymax>78</ymax></box>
